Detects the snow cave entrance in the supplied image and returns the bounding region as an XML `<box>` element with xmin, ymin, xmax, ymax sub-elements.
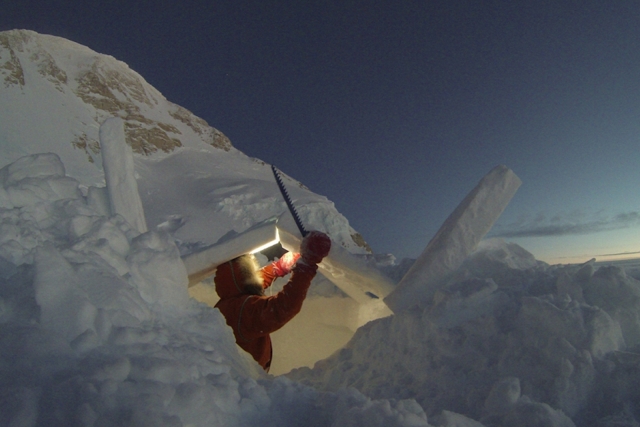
<box><xmin>187</xmin><ymin>256</ymin><xmax>358</xmax><ymax>376</ymax></box>
<box><xmin>95</xmin><ymin>117</ymin><xmax>394</xmax><ymax>376</ymax></box>
<box><xmin>183</xmin><ymin>220</ymin><xmax>395</xmax><ymax>376</ymax></box>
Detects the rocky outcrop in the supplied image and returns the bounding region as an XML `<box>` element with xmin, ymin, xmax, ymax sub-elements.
<box><xmin>0</xmin><ymin>29</ymin><xmax>232</xmax><ymax>162</ymax></box>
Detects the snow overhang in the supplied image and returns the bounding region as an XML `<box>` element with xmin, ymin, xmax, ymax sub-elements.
<box><xmin>181</xmin><ymin>217</ymin><xmax>394</xmax><ymax>322</ymax></box>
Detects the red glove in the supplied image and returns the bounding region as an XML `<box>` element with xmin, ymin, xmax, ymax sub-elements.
<box><xmin>299</xmin><ymin>231</ymin><xmax>331</xmax><ymax>265</ymax></box>
<box><xmin>271</xmin><ymin>252</ymin><xmax>301</xmax><ymax>277</ymax></box>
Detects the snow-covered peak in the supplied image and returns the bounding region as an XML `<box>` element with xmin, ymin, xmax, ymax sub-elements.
<box><xmin>0</xmin><ymin>29</ymin><xmax>231</xmax><ymax>182</ymax></box>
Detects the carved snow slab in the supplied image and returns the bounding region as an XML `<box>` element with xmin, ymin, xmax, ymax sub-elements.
<box><xmin>384</xmin><ymin>165</ymin><xmax>521</xmax><ymax>313</ymax></box>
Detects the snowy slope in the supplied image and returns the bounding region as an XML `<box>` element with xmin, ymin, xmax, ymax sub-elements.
<box><xmin>0</xmin><ymin>29</ymin><xmax>370</xmax><ymax>255</ymax></box>
<box><xmin>0</xmin><ymin>30</ymin><xmax>229</xmax><ymax>181</ymax></box>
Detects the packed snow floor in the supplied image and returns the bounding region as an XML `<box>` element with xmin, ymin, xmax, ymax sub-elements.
<box><xmin>1</xmin><ymin>153</ymin><xmax>640</xmax><ymax>427</ymax></box>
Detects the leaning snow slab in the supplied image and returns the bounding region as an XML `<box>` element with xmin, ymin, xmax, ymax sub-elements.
<box><xmin>182</xmin><ymin>218</ymin><xmax>280</xmax><ymax>286</ymax></box>
<box><xmin>384</xmin><ymin>165</ymin><xmax>521</xmax><ymax>313</ymax></box>
<box><xmin>99</xmin><ymin>117</ymin><xmax>148</xmax><ymax>234</ymax></box>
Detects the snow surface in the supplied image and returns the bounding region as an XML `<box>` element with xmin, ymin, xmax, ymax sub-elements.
<box><xmin>3</xmin><ymin>153</ymin><xmax>640</xmax><ymax>426</ymax></box>
<box><xmin>3</xmin><ymin>29</ymin><xmax>640</xmax><ymax>427</ymax></box>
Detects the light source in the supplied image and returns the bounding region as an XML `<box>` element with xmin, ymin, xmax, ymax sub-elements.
<box><xmin>250</xmin><ymin>228</ymin><xmax>281</xmax><ymax>254</ymax></box>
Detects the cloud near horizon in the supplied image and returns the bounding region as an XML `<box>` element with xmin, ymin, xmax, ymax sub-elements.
<box><xmin>491</xmin><ymin>211</ymin><xmax>640</xmax><ymax>238</ymax></box>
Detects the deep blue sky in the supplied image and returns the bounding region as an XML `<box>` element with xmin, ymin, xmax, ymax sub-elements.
<box><xmin>4</xmin><ymin>1</ymin><xmax>640</xmax><ymax>263</ymax></box>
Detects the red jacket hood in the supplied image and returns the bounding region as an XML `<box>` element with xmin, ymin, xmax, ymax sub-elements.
<box><xmin>214</xmin><ymin>261</ymin><xmax>245</xmax><ymax>299</ymax></box>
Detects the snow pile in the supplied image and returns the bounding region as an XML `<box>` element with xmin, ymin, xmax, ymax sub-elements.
<box><xmin>0</xmin><ymin>153</ymin><xmax>429</xmax><ymax>427</ymax></box>
<box><xmin>290</xmin><ymin>239</ymin><xmax>640</xmax><ymax>427</ymax></box>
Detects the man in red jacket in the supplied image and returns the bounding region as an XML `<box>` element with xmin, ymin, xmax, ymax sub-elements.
<box><xmin>214</xmin><ymin>231</ymin><xmax>331</xmax><ymax>372</ymax></box>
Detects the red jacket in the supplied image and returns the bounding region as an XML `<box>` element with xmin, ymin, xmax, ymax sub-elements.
<box><xmin>214</xmin><ymin>260</ymin><xmax>317</xmax><ymax>371</ymax></box>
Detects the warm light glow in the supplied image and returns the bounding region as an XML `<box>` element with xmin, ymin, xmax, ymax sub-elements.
<box><xmin>249</xmin><ymin>228</ymin><xmax>280</xmax><ymax>254</ymax></box>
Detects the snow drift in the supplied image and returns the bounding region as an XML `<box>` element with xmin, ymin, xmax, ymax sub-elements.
<box><xmin>3</xmin><ymin>153</ymin><xmax>640</xmax><ymax>426</ymax></box>
<box><xmin>290</xmin><ymin>239</ymin><xmax>640</xmax><ymax>426</ymax></box>
<box><xmin>0</xmin><ymin>153</ymin><xmax>430</xmax><ymax>427</ymax></box>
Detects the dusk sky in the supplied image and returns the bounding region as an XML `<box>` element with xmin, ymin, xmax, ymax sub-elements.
<box><xmin>4</xmin><ymin>1</ymin><xmax>640</xmax><ymax>263</ymax></box>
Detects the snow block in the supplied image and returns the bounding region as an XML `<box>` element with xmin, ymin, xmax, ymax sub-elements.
<box><xmin>582</xmin><ymin>266</ymin><xmax>640</xmax><ymax>348</ymax></box>
<box><xmin>99</xmin><ymin>117</ymin><xmax>148</xmax><ymax>234</ymax></box>
<box><xmin>182</xmin><ymin>218</ymin><xmax>280</xmax><ymax>286</ymax></box>
<box><xmin>127</xmin><ymin>230</ymin><xmax>190</xmax><ymax>309</ymax></box>
<box><xmin>0</xmin><ymin>152</ymin><xmax>65</xmax><ymax>186</ymax></box>
<box><xmin>34</xmin><ymin>243</ymin><xmax>98</xmax><ymax>343</ymax></box>
<box><xmin>384</xmin><ymin>165</ymin><xmax>521</xmax><ymax>313</ymax></box>
<box><xmin>86</xmin><ymin>185</ymin><xmax>110</xmax><ymax>217</ymax></box>
<box><xmin>6</xmin><ymin>176</ymin><xmax>82</xmax><ymax>208</ymax></box>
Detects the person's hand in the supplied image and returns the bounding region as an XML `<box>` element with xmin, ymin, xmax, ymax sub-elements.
<box><xmin>300</xmin><ymin>231</ymin><xmax>331</xmax><ymax>265</ymax></box>
<box><xmin>272</xmin><ymin>252</ymin><xmax>301</xmax><ymax>277</ymax></box>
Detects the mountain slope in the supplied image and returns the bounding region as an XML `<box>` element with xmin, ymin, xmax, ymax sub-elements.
<box><xmin>0</xmin><ymin>29</ymin><xmax>372</xmax><ymax>255</ymax></box>
<box><xmin>1</xmin><ymin>29</ymin><xmax>230</xmax><ymax>180</ymax></box>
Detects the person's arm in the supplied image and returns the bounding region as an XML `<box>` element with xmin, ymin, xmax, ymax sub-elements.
<box><xmin>239</xmin><ymin>232</ymin><xmax>331</xmax><ymax>337</ymax></box>
<box><xmin>260</xmin><ymin>252</ymin><xmax>301</xmax><ymax>289</ymax></box>
<box><xmin>240</xmin><ymin>262</ymin><xmax>318</xmax><ymax>337</ymax></box>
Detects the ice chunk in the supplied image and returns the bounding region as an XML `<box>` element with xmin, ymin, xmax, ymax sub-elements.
<box><xmin>517</xmin><ymin>295</ymin><xmax>625</xmax><ymax>359</ymax></box>
<box><xmin>0</xmin><ymin>210</ymin><xmax>44</xmax><ymax>265</ymax></box>
<box><xmin>0</xmin><ymin>387</ymin><xmax>39</xmax><ymax>427</ymax></box>
<box><xmin>427</xmin><ymin>278</ymin><xmax>508</xmax><ymax>328</ymax></box>
<box><xmin>75</xmin><ymin>263</ymin><xmax>151</xmax><ymax>327</ymax></box>
<box><xmin>86</xmin><ymin>185</ymin><xmax>110</xmax><ymax>217</ymax></box>
<box><xmin>127</xmin><ymin>231</ymin><xmax>190</xmax><ymax>309</ymax></box>
<box><xmin>88</xmin><ymin>357</ymin><xmax>132</xmax><ymax>382</ymax></box>
<box><xmin>384</xmin><ymin>165</ymin><xmax>521</xmax><ymax>313</ymax></box>
<box><xmin>99</xmin><ymin>117</ymin><xmax>148</xmax><ymax>233</ymax></box>
<box><xmin>0</xmin><ymin>152</ymin><xmax>65</xmax><ymax>186</ymax></box>
<box><xmin>586</xmin><ymin>306</ymin><xmax>626</xmax><ymax>359</ymax></box>
<box><xmin>330</xmin><ymin>395</ymin><xmax>430</xmax><ymax>427</ymax></box>
<box><xmin>6</xmin><ymin>176</ymin><xmax>81</xmax><ymax>208</ymax></box>
<box><xmin>65</xmin><ymin>216</ymin><xmax>134</xmax><ymax>276</ymax></box>
<box><xmin>129</xmin><ymin>357</ymin><xmax>193</xmax><ymax>384</ymax></box>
